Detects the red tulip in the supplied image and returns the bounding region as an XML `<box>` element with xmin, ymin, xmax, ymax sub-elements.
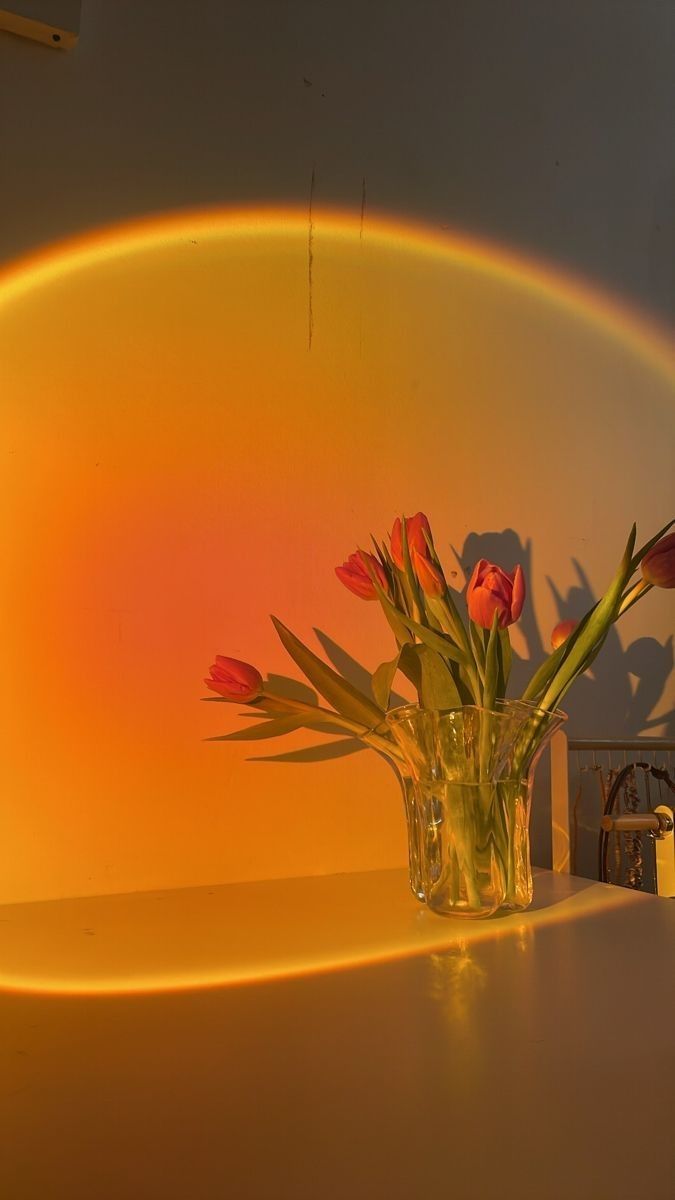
<box><xmin>335</xmin><ymin>551</ymin><xmax>388</xmax><ymax>601</ymax></box>
<box><xmin>412</xmin><ymin>546</ymin><xmax>445</xmax><ymax>598</ymax></box>
<box><xmin>390</xmin><ymin>512</ymin><xmax>432</xmax><ymax>569</ymax></box>
<box><xmin>205</xmin><ymin>656</ymin><xmax>263</xmax><ymax>701</ymax></box>
<box><xmin>641</xmin><ymin>532</ymin><xmax>675</xmax><ymax>589</ymax></box>
<box><xmin>551</xmin><ymin>618</ymin><xmax>578</xmax><ymax>649</ymax></box>
<box><xmin>466</xmin><ymin>559</ymin><xmax>526</xmax><ymax>629</ymax></box>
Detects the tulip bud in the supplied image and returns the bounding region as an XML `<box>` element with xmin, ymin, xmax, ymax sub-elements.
<box><xmin>205</xmin><ymin>656</ymin><xmax>263</xmax><ymax>702</ymax></box>
<box><xmin>551</xmin><ymin>618</ymin><xmax>578</xmax><ymax>650</ymax></box>
<box><xmin>335</xmin><ymin>551</ymin><xmax>388</xmax><ymax>601</ymax></box>
<box><xmin>466</xmin><ymin>559</ymin><xmax>526</xmax><ymax>630</ymax></box>
<box><xmin>412</xmin><ymin>546</ymin><xmax>445</xmax><ymax>598</ymax></box>
<box><xmin>641</xmin><ymin>532</ymin><xmax>675</xmax><ymax>589</ymax></box>
<box><xmin>390</xmin><ymin>512</ymin><xmax>432</xmax><ymax>570</ymax></box>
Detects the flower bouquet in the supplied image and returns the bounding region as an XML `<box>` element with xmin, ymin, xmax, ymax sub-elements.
<box><xmin>204</xmin><ymin>516</ymin><xmax>674</xmax><ymax>917</ymax></box>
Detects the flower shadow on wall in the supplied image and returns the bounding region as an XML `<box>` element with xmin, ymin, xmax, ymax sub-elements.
<box><xmin>238</xmin><ymin>528</ymin><xmax>673</xmax><ymax>863</ymax></box>
<box><xmin>251</xmin><ymin>529</ymin><xmax>673</xmax><ymax>764</ymax></box>
<box><xmin>206</xmin><ymin>519</ymin><xmax>673</xmax><ymax>874</ymax></box>
<box><xmin>461</xmin><ymin>530</ymin><xmax>674</xmax><ymax>740</ymax></box>
<box><xmin>546</xmin><ymin>562</ymin><xmax>674</xmax><ymax>739</ymax></box>
<box><xmin>453</xmin><ymin>530</ymin><xmax>674</xmax><ymax>869</ymax></box>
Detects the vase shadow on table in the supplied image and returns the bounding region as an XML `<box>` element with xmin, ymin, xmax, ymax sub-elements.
<box><xmin>490</xmin><ymin>871</ymin><xmax>599</xmax><ymax>918</ymax></box>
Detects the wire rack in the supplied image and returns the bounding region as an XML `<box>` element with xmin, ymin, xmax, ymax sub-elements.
<box><xmin>564</xmin><ymin>740</ymin><xmax>675</xmax><ymax>891</ymax></box>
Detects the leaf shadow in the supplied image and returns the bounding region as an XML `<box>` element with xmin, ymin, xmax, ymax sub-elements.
<box><xmin>265</xmin><ymin>673</ymin><xmax>318</xmax><ymax>705</ymax></box>
<box><xmin>313</xmin><ymin>627</ymin><xmax>409</xmax><ymax>707</ymax></box>
<box><xmin>248</xmin><ymin>738</ymin><xmax>367</xmax><ymax>764</ymax></box>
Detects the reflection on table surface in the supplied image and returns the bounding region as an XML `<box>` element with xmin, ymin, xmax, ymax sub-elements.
<box><xmin>2</xmin><ymin>868</ymin><xmax>674</xmax><ymax>1200</ymax></box>
<box><xmin>0</xmin><ymin>866</ymin><xmax>648</xmax><ymax>996</ymax></box>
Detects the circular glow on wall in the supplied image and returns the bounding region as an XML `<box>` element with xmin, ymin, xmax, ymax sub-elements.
<box><xmin>0</xmin><ymin>206</ymin><xmax>673</xmax><ymax>908</ymax></box>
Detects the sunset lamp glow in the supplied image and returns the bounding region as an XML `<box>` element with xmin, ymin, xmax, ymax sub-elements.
<box><xmin>0</xmin><ymin>205</ymin><xmax>673</xmax><ymax>929</ymax></box>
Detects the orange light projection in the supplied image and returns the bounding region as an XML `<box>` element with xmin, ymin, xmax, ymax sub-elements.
<box><xmin>0</xmin><ymin>868</ymin><xmax>639</xmax><ymax>997</ymax></box>
<box><xmin>1</xmin><ymin>206</ymin><xmax>673</xmax><ymax>906</ymax></box>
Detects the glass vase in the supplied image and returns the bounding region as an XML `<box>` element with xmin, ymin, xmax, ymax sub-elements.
<box><xmin>396</xmin><ymin>769</ymin><xmax>426</xmax><ymax>901</ymax></box>
<box><xmin>387</xmin><ymin>701</ymin><xmax>567</xmax><ymax>918</ymax></box>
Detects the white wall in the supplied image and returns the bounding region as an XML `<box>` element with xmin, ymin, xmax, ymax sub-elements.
<box><xmin>0</xmin><ymin>2</ymin><xmax>673</xmax><ymax>903</ymax></box>
<box><xmin>0</xmin><ymin>0</ymin><xmax>673</xmax><ymax>322</ymax></box>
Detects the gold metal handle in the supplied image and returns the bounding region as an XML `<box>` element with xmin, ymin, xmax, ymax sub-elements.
<box><xmin>600</xmin><ymin>811</ymin><xmax>673</xmax><ymax>835</ymax></box>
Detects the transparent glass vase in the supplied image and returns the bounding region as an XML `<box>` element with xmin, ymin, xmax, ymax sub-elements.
<box><xmin>395</xmin><ymin>769</ymin><xmax>426</xmax><ymax>901</ymax></box>
<box><xmin>387</xmin><ymin>701</ymin><xmax>567</xmax><ymax>918</ymax></box>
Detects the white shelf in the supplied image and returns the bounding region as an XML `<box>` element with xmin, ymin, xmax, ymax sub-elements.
<box><xmin>2</xmin><ymin>868</ymin><xmax>674</xmax><ymax>1198</ymax></box>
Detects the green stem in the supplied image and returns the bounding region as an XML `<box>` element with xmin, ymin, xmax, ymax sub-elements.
<box><xmin>424</xmin><ymin>595</ymin><xmax>482</xmax><ymax>704</ymax></box>
<box><xmin>618</xmin><ymin>578</ymin><xmax>652</xmax><ymax>616</ymax></box>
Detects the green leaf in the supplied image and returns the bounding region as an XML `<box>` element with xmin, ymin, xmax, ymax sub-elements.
<box><xmin>397</xmin><ymin>642</ymin><xmax>422</xmax><ymax>692</ymax></box>
<box><xmin>453</xmin><ymin>669</ymin><xmax>477</xmax><ymax>706</ymax></box>
<box><xmin>357</xmin><ymin>546</ymin><xmax>410</xmax><ymax>644</ymax></box>
<box><xmin>538</xmin><ymin>525</ymin><xmax>636</xmax><ymax>711</ymax></box>
<box><xmin>381</xmin><ymin>598</ymin><xmax>413</xmax><ymax>646</ymax></box>
<box><xmin>363</xmin><ymin>566</ymin><xmax>467</xmax><ymax>662</ymax></box>
<box><xmin>249</xmin><ymin>695</ymin><xmax>305</xmax><ymax>716</ymax></box>
<box><xmin>400</xmin><ymin>517</ymin><xmax>423</xmax><ymax>613</ymax></box>
<box><xmin>629</xmin><ymin>518</ymin><xmax>674</xmax><ymax>574</ymax></box>
<box><xmin>483</xmin><ymin>612</ymin><xmax>500</xmax><ymax>711</ymax></box>
<box><xmin>403</xmin><ymin>615</ymin><xmax>468</xmax><ymax>664</ymax></box>
<box><xmin>371</xmin><ymin>651</ymin><xmax>402</xmax><ymax>710</ymax></box>
<box><xmin>360</xmin><ymin>553</ymin><xmax>471</xmax><ymax>667</ymax></box>
<box><xmin>520</xmin><ymin>639</ymin><xmax>569</xmax><ymax>704</ymax></box>
<box><xmin>619</xmin><ymin>581</ymin><xmax>652</xmax><ymax>617</ymax></box>
<box><xmin>469</xmin><ymin>621</ymin><xmax>487</xmax><ymax>681</ymax></box>
<box><xmin>521</xmin><ymin>525</ymin><xmax>646</xmax><ymax>707</ymax></box>
<box><xmin>271</xmin><ymin>617</ymin><xmax>384</xmax><ymax>729</ymax></box>
<box><xmin>399</xmin><ymin>643</ymin><xmax>461</xmax><ymax>708</ymax></box>
<box><xmin>425</xmin><ymin>595</ymin><xmax>455</xmax><ymax>637</ymax></box>
<box><xmin>498</xmin><ymin>628</ymin><xmax>512</xmax><ymax>692</ymax></box>
<box><xmin>421</xmin><ymin>538</ymin><xmax>467</xmax><ymax>632</ymax></box>
<box><xmin>371</xmin><ymin>534</ymin><xmax>394</xmax><ymax>572</ymax></box>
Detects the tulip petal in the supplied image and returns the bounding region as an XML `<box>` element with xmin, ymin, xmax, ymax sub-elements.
<box><xmin>412</xmin><ymin>546</ymin><xmax>444</xmax><ymax>597</ymax></box>
<box><xmin>408</xmin><ymin>512</ymin><xmax>432</xmax><ymax>559</ymax></box>
<box><xmin>205</xmin><ymin>656</ymin><xmax>263</xmax><ymax>701</ymax></box>
<box><xmin>206</xmin><ymin>678</ymin><xmax>252</xmax><ymax>698</ymax></box>
<box><xmin>509</xmin><ymin>564</ymin><xmax>526</xmax><ymax>622</ymax></box>
<box><xmin>483</xmin><ymin>569</ymin><xmax>511</xmax><ymax>605</ymax></box>
<box><xmin>335</xmin><ymin>554</ymin><xmax>380</xmax><ymax>600</ymax></box>
<box><xmin>641</xmin><ymin>531</ymin><xmax>675</xmax><ymax>588</ymax></box>
<box><xmin>469</xmin><ymin>585</ymin><xmax>508</xmax><ymax>630</ymax></box>
<box><xmin>466</xmin><ymin>558</ymin><xmax>487</xmax><ymax>597</ymax></box>
<box><xmin>550</xmin><ymin>619</ymin><xmax>578</xmax><ymax>649</ymax></box>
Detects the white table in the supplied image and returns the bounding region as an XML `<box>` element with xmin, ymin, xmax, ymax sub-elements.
<box><xmin>2</xmin><ymin>868</ymin><xmax>674</xmax><ymax>1199</ymax></box>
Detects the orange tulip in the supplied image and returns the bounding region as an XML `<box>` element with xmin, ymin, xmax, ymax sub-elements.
<box><xmin>551</xmin><ymin>618</ymin><xmax>578</xmax><ymax>649</ymax></box>
<box><xmin>466</xmin><ymin>559</ymin><xmax>526</xmax><ymax>630</ymax></box>
<box><xmin>412</xmin><ymin>546</ymin><xmax>445</xmax><ymax>598</ymax></box>
<box><xmin>205</xmin><ymin>656</ymin><xmax>263</xmax><ymax>701</ymax></box>
<box><xmin>335</xmin><ymin>551</ymin><xmax>388</xmax><ymax>601</ymax></box>
<box><xmin>390</xmin><ymin>512</ymin><xmax>432</xmax><ymax>569</ymax></box>
<box><xmin>641</xmin><ymin>531</ymin><xmax>675</xmax><ymax>589</ymax></box>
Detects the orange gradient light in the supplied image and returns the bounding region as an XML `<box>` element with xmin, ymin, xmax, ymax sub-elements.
<box><xmin>0</xmin><ymin>868</ymin><xmax>639</xmax><ymax>997</ymax></box>
<box><xmin>1</xmin><ymin>206</ymin><xmax>673</xmax><ymax>907</ymax></box>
